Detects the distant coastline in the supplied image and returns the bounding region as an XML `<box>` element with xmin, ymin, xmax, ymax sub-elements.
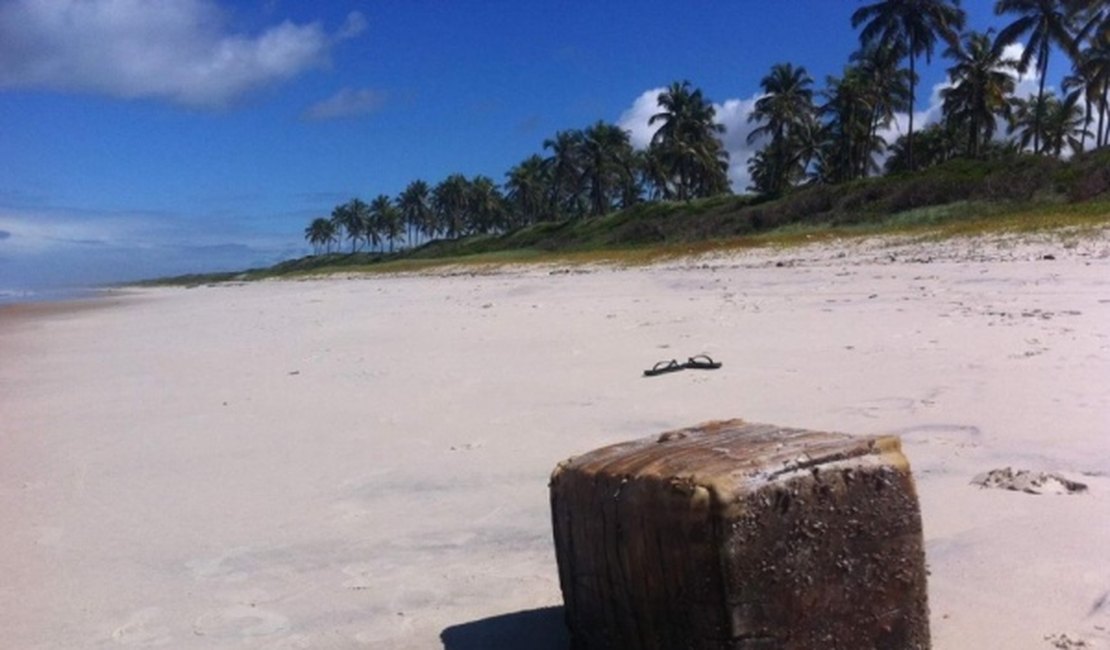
<box><xmin>0</xmin><ymin>286</ymin><xmax>107</xmax><ymax>307</ymax></box>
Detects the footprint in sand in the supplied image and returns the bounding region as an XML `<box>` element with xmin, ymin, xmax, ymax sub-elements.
<box><xmin>192</xmin><ymin>605</ymin><xmax>289</xmax><ymax>638</ymax></box>
<box><xmin>110</xmin><ymin>607</ymin><xmax>172</xmax><ymax>646</ymax></box>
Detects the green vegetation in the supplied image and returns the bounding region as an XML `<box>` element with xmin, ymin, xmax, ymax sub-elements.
<box><xmin>146</xmin><ymin>149</ymin><xmax>1110</xmax><ymax>287</ymax></box>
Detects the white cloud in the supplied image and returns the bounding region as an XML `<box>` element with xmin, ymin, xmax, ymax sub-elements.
<box><xmin>304</xmin><ymin>87</ymin><xmax>386</xmax><ymax>121</ymax></box>
<box><xmin>714</xmin><ymin>96</ymin><xmax>765</xmax><ymax>190</ymax></box>
<box><xmin>617</xmin><ymin>87</ymin><xmax>765</xmax><ymax>191</ymax></box>
<box><xmin>617</xmin><ymin>87</ymin><xmax>667</xmax><ymax>149</ymax></box>
<box><xmin>0</xmin><ymin>1</ymin><xmax>366</xmax><ymax>108</ymax></box>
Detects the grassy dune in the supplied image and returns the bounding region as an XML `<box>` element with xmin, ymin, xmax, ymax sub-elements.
<box><xmin>147</xmin><ymin>151</ymin><xmax>1110</xmax><ymax>285</ymax></box>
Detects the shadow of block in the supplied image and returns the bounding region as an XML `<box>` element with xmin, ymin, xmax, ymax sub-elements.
<box><xmin>441</xmin><ymin>606</ymin><xmax>569</xmax><ymax>650</ymax></box>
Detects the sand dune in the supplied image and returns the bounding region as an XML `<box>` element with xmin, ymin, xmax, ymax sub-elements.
<box><xmin>2</xmin><ymin>232</ymin><xmax>1108</xmax><ymax>649</ymax></box>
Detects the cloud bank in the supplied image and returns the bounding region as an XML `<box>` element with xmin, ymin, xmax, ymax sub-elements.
<box><xmin>0</xmin><ymin>1</ymin><xmax>366</xmax><ymax>108</ymax></box>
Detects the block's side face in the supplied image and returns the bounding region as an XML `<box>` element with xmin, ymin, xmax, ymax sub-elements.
<box><xmin>720</xmin><ymin>460</ymin><xmax>930</xmax><ymax>649</ymax></box>
<box><xmin>551</xmin><ymin>465</ymin><xmax>729</xmax><ymax>650</ymax></box>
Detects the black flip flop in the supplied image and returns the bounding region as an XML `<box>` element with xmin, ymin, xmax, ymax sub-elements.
<box><xmin>685</xmin><ymin>354</ymin><xmax>722</xmax><ymax>370</ymax></box>
<box><xmin>644</xmin><ymin>359</ymin><xmax>684</xmax><ymax>377</ymax></box>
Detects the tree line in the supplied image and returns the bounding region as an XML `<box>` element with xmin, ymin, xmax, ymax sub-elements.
<box><xmin>306</xmin><ymin>0</ymin><xmax>1110</xmax><ymax>254</ymax></box>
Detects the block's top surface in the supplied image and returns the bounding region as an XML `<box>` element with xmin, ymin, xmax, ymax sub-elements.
<box><xmin>553</xmin><ymin>419</ymin><xmax>906</xmax><ymax>500</ymax></box>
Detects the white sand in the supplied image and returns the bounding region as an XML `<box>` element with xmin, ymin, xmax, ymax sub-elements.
<box><xmin>2</xmin><ymin>232</ymin><xmax>1109</xmax><ymax>649</ymax></box>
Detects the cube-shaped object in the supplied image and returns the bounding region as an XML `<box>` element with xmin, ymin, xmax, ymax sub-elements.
<box><xmin>549</xmin><ymin>419</ymin><xmax>929</xmax><ymax>649</ymax></box>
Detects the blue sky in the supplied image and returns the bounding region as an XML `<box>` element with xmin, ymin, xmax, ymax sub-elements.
<box><xmin>0</xmin><ymin>1</ymin><xmax>1067</xmax><ymax>295</ymax></box>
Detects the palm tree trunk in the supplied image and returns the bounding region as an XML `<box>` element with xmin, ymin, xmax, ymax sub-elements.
<box><xmin>908</xmin><ymin>46</ymin><xmax>916</xmax><ymax>172</ymax></box>
<box><xmin>867</xmin><ymin>105</ymin><xmax>880</xmax><ymax>177</ymax></box>
<box><xmin>1080</xmin><ymin>97</ymin><xmax>1091</xmax><ymax>152</ymax></box>
<box><xmin>1035</xmin><ymin>44</ymin><xmax>1049</xmax><ymax>154</ymax></box>
<box><xmin>1096</xmin><ymin>88</ymin><xmax>1105</xmax><ymax>147</ymax></box>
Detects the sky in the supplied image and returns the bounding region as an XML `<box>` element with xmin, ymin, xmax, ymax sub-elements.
<box><xmin>0</xmin><ymin>0</ymin><xmax>1071</xmax><ymax>296</ymax></box>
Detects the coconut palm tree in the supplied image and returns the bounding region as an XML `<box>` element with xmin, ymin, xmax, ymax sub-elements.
<box><xmin>348</xmin><ymin>198</ymin><xmax>374</xmax><ymax>252</ymax></box>
<box><xmin>942</xmin><ymin>30</ymin><xmax>1019</xmax><ymax>157</ymax></box>
<box><xmin>467</xmin><ymin>176</ymin><xmax>506</xmax><ymax>234</ymax></box>
<box><xmin>370</xmin><ymin>194</ymin><xmax>401</xmax><ymax>252</ymax></box>
<box><xmin>853</xmin><ymin>42</ymin><xmax>914</xmax><ymax>167</ymax></box>
<box><xmin>648</xmin><ymin>80</ymin><xmax>730</xmax><ymax>200</ymax></box>
<box><xmin>1009</xmin><ymin>93</ymin><xmax>1052</xmax><ymax>152</ymax></box>
<box><xmin>1062</xmin><ymin>69</ymin><xmax>1094</xmax><ymax>151</ymax></box>
<box><xmin>433</xmin><ymin>174</ymin><xmax>470</xmax><ymax>239</ymax></box>
<box><xmin>1008</xmin><ymin>91</ymin><xmax>1089</xmax><ymax>154</ymax></box>
<box><xmin>1042</xmin><ymin>92</ymin><xmax>1093</xmax><ymax>155</ymax></box>
<box><xmin>331</xmin><ymin>199</ymin><xmax>367</xmax><ymax>253</ymax></box>
<box><xmin>747</xmin><ymin>63</ymin><xmax>817</xmax><ymax>194</ymax></box>
<box><xmin>303</xmin><ymin>217</ymin><xmax>335</xmax><ymax>255</ymax></box>
<box><xmin>994</xmin><ymin>0</ymin><xmax>1083</xmax><ymax>154</ymax></box>
<box><xmin>819</xmin><ymin>67</ymin><xmax>888</xmax><ymax>183</ymax></box>
<box><xmin>579</xmin><ymin>121</ymin><xmax>639</xmax><ymax>216</ymax></box>
<box><xmin>398</xmin><ymin>180</ymin><xmax>432</xmax><ymax>249</ymax></box>
<box><xmin>1076</xmin><ymin>29</ymin><xmax>1110</xmax><ymax>147</ymax></box>
<box><xmin>852</xmin><ymin>0</ymin><xmax>966</xmax><ymax>171</ymax></box>
<box><xmin>543</xmin><ymin>129</ymin><xmax>586</xmax><ymax>219</ymax></box>
<box><xmin>505</xmin><ymin>155</ymin><xmax>552</xmax><ymax>227</ymax></box>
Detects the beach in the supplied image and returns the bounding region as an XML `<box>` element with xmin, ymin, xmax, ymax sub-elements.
<box><xmin>2</xmin><ymin>232</ymin><xmax>1108</xmax><ymax>649</ymax></box>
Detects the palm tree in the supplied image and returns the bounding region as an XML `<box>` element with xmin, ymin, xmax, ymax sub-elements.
<box><xmin>579</xmin><ymin>121</ymin><xmax>638</xmax><ymax>216</ymax></box>
<box><xmin>1076</xmin><ymin>29</ymin><xmax>1110</xmax><ymax>147</ymax></box>
<box><xmin>747</xmin><ymin>63</ymin><xmax>817</xmax><ymax>194</ymax></box>
<box><xmin>1042</xmin><ymin>92</ymin><xmax>1092</xmax><ymax>155</ymax></box>
<box><xmin>303</xmin><ymin>217</ymin><xmax>335</xmax><ymax>255</ymax></box>
<box><xmin>852</xmin><ymin>0</ymin><xmax>966</xmax><ymax>171</ymax></box>
<box><xmin>942</xmin><ymin>31</ymin><xmax>1019</xmax><ymax>157</ymax></box>
<box><xmin>433</xmin><ymin>174</ymin><xmax>471</xmax><ymax>239</ymax></box>
<box><xmin>398</xmin><ymin>180</ymin><xmax>433</xmax><ymax>248</ymax></box>
<box><xmin>819</xmin><ymin>67</ymin><xmax>888</xmax><ymax>182</ymax></box>
<box><xmin>331</xmin><ymin>200</ymin><xmax>366</xmax><ymax>253</ymax></box>
<box><xmin>994</xmin><ymin>0</ymin><xmax>1083</xmax><ymax>154</ymax></box>
<box><xmin>1062</xmin><ymin>69</ymin><xmax>1094</xmax><ymax>151</ymax></box>
<box><xmin>505</xmin><ymin>154</ymin><xmax>552</xmax><ymax>227</ymax></box>
<box><xmin>370</xmin><ymin>194</ymin><xmax>401</xmax><ymax>252</ymax></box>
<box><xmin>467</xmin><ymin>176</ymin><xmax>506</xmax><ymax>234</ymax></box>
<box><xmin>348</xmin><ymin>198</ymin><xmax>374</xmax><ymax>252</ymax></box>
<box><xmin>1008</xmin><ymin>92</ymin><xmax>1089</xmax><ymax>154</ymax></box>
<box><xmin>853</xmin><ymin>42</ymin><xmax>914</xmax><ymax>167</ymax></box>
<box><xmin>648</xmin><ymin>80</ymin><xmax>730</xmax><ymax>200</ymax></box>
<box><xmin>543</xmin><ymin>130</ymin><xmax>586</xmax><ymax>219</ymax></box>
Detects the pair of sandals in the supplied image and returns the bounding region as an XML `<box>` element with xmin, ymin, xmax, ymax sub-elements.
<box><xmin>644</xmin><ymin>354</ymin><xmax>722</xmax><ymax>377</ymax></box>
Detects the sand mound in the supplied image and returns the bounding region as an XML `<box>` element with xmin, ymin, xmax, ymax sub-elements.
<box><xmin>971</xmin><ymin>468</ymin><xmax>1088</xmax><ymax>495</ymax></box>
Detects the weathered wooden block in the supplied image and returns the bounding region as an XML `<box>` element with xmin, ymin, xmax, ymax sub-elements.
<box><xmin>549</xmin><ymin>419</ymin><xmax>929</xmax><ymax>649</ymax></box>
